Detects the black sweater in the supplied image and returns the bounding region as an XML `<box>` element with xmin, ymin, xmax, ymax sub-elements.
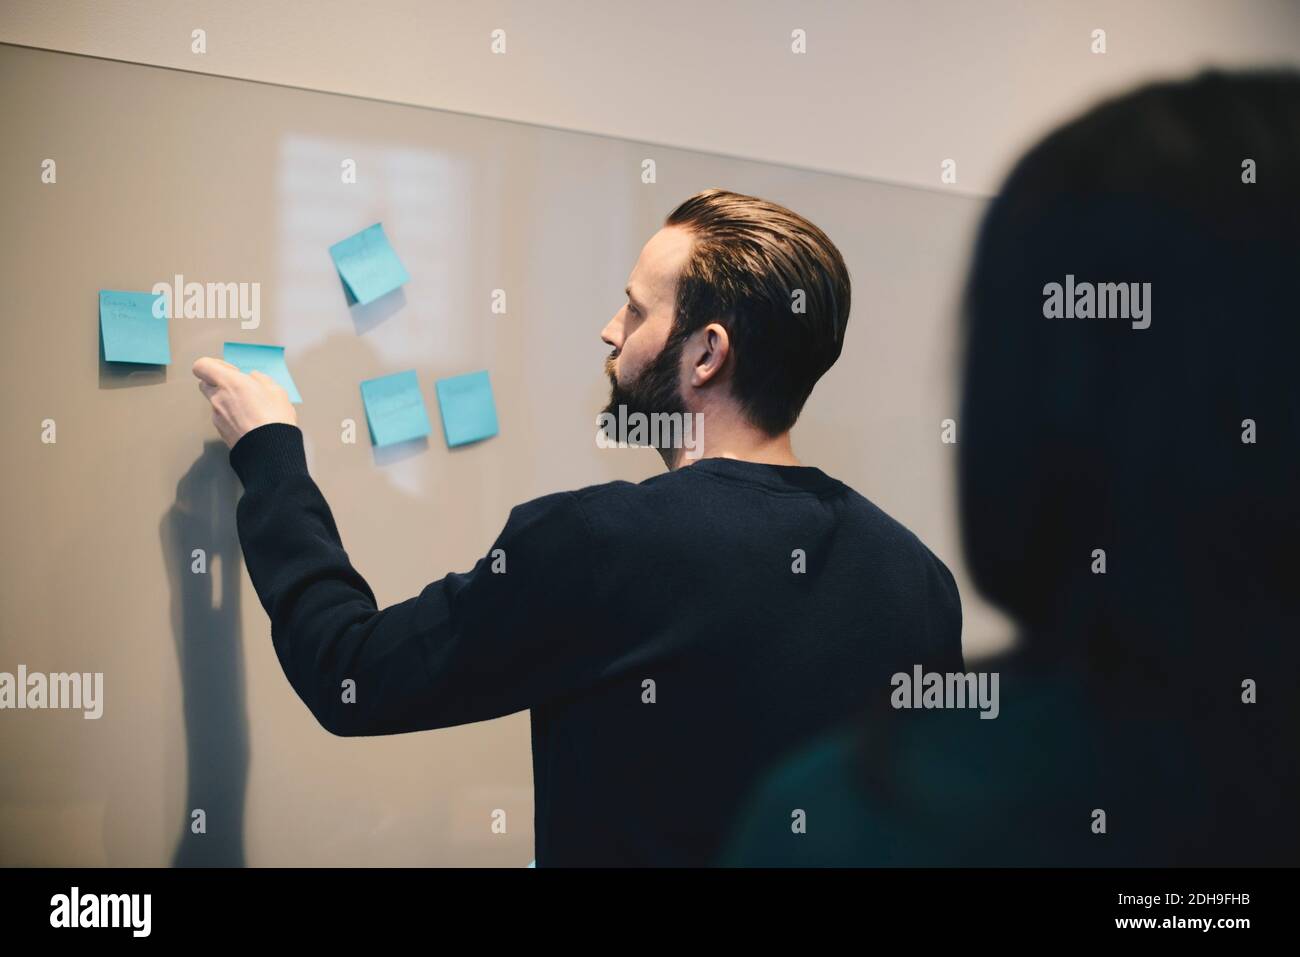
<box><xmin>229</xmin><ymin>423</ymin><xmax>963</xmax><ymax>866</ymax></box>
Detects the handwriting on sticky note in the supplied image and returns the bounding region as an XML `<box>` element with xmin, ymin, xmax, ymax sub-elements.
<box><xmin>99</xmin><ymin>290</ymin><xmax>171</xmax><ymax>365</ymax></box>
<box><xmin>222</xmin><ymin>342</ymin><xmax>303</xmax><ymax>404</ymax></box>
<box><xmin>360</xmin><ymin>370</ymin><xmax>432</xmax><ymax>448</ymax></box>
<box><xmin>435</xmin><ymin>370</ymin><xmax>499</xmax><ymax>448</ymax></box>
<box><xmin>329</xmin><ymin>223</ymin><xmax>410</xmax><ymax>306</ymax></box>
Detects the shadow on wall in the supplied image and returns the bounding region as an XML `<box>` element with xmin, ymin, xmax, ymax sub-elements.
<box><xmin>159</xmin><ymin>440</ymin><xmax>249</xmax><ymax>866</ymax></box>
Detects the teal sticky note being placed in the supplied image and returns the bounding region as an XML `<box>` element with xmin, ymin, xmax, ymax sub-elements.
<box><xmin>99</xmin><ymin>290</ymin><xmax>170</xmax><ymax>364</ymax></box>
<box><xmin>435</xmin><ymin>370</ymin><xmax>499</xmax><ymax>448</ymax></box>
<box><xmin>329</xmin><ymin>223</ymin><xmax>410</xmax><ymax>305</ymax></box>
<box><xmin>360</xmin><ymin>370</ymin><xmax>432</xmax><ymax>447</ymax></box>
<box><xmin>223</xmin><ymin>342</ymin><xmax>303</xmax><ymax>404</ymax></box>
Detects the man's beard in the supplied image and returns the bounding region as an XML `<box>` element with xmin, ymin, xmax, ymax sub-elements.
<box><xmin>601</xmin><ymin>330</ymin><xmax>689</xmax><ymax>448</ymax></box>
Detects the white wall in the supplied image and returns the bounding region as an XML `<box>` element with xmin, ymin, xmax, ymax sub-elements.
<box><xmin>3</xmin><ymin>0</ymin><xmax>1299</xmax><ymax>197</ymax></box>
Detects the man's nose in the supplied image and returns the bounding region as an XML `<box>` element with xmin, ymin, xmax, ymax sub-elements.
<box><xmin>600</xmin><ymin>314</ymin><xmax>622</xmax><ymax>350</ymax></box>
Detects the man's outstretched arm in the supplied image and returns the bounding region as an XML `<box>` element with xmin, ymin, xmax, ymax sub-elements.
<box><xmin>193</xmin><ymin>357</ymin><xmax>601</xmax><ymax>737</ymax></box>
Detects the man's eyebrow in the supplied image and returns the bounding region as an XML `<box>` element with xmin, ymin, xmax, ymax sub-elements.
<box><xmin>624</xmin><ymin>285</ymin><xmax>647</xmax><ymax>310</ymax></box>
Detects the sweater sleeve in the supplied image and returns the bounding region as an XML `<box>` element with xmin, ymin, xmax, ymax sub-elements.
<box><xmin>228</xmin><ymin>422</ymin><xmax>599</xmax><ymax>736</ymax></box>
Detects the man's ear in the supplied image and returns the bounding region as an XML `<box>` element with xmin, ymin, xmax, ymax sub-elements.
<box><xmin>689</xmin><ymin>322</ymin><xmax>731</xmax><ymax>387</ymax></box>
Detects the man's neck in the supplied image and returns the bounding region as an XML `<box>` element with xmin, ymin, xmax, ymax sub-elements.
<box><xmin>660</xmin><ymin>420</ymin><xmax>800</xmax><ymax>471</ymax></box>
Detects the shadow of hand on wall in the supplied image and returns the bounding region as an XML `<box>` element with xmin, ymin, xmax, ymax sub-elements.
<box><xmin>160</xmin><ymin>440</ymin><xmax>249</xmax><ymax>866</ymax></box>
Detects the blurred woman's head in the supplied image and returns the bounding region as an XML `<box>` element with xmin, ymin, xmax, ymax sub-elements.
<box><xmin>959</xmin><ymin>71</ymin><xmax>1300</xmax><ymax>698</ymax></box>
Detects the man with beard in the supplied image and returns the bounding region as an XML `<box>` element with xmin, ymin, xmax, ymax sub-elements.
<box><xmin>192</xmin><ymin>188</ymin><xmax>962</xmax><ymax>866</ymax></box>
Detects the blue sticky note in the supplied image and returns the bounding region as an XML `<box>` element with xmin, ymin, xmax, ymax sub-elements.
<box><xmin>329</xmin><ymin>223</ymin><xmax>410</xmax><ymax>305</ymax></box>
<box><xmin>435</xmin><ymin>370</ymin><xmax>499</xmax><ymax>448</ymax></box>
<box><xmin>223</xmin><ymin>342</ymin><xmax>303</xmax><ymax>404</ymax></box>
<box><xmin>99</xmin><ymin>290</ymin><xmax>170</xmax><ymax>364</ymax></box>
<box><xmin>359</xmin><ymin>370</ymin><xmax>432</xmax><ymax>447</ymax></box>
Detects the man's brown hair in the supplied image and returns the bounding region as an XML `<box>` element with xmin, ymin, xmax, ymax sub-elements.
<box><xmin>665</xmin><ymin>188</ymin><xmax>852</xmax><ymax>435</ymax></box>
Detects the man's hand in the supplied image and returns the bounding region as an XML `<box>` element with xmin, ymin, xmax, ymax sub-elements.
<box><xmin>193</xmin><ymin>356</ymin><xmax>298</xmax><ymax>449</ymax></box>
